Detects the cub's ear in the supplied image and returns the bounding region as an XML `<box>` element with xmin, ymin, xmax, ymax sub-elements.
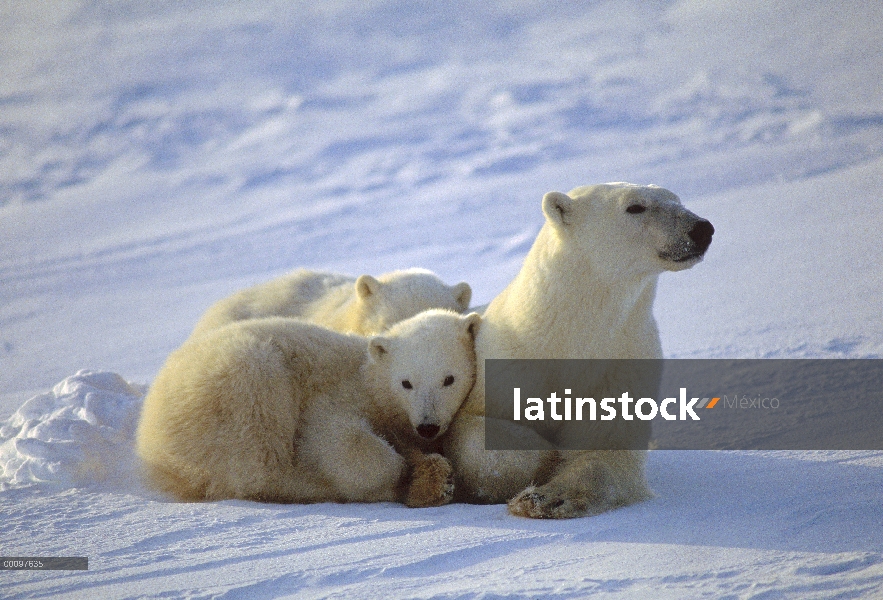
<box><xmin>368</xmin><ymin>336</ymin><xmax>390</xmax><ymax>361</ymax></box>
<box><xmin>462</xmin><ymin>312</ymin><xmax>481</xmax><ymax>339</ymax></box>
<box><xmin>542</xmin><ymin>191</ymin><xmax>573</xmax><ymax>228</ymax></box>
<box><xmin>355</xmin><ymin>274</ymin><xmax>381</xmax><ymax>300</ymax></box>
<box><xmin>453</xmin><ymin>282</ymin><xmax>472</xmax><ymax>312</ymax></box>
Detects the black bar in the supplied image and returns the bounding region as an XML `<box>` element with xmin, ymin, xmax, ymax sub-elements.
<box><xmin>0</xmin><ymin>557</ymin><xmax>88</xmax><ymax>570</ymax></box>
<box><xmin>484</xmin><ymin>359</ymin><xmax>883</xmax><ymax>450</ymax></box>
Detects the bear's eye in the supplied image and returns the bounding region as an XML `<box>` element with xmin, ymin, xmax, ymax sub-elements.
<box><xmin>443</xmin><ymin>375</ymin><xmax>455</xmax><ymax>387</ymax></box>
<box><xmin>626</xmin><ymin>205</ymin><xmax>646</xmax><ymax>214</ymax></box>
<box><xmin>401</xmin><ymin>380</ymin><xmax>413</xmax><ymax>390</ymax></box>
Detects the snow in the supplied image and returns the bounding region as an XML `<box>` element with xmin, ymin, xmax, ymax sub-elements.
<box><xmin>2</xmin><ymin>0</ymin><xmax>883</xmax><ymax>597</ymax></box>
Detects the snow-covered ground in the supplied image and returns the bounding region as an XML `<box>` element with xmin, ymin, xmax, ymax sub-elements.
<box><xmin>2</xmin><ymin>1</ymin><xmax>883</xmax><ymax>597</ymax></box>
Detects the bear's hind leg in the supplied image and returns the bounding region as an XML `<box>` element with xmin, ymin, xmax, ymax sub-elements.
<box><xmin>300</xmin><ymin>405</ymin><xmax>406</xmax><ymax>503</ymax></box>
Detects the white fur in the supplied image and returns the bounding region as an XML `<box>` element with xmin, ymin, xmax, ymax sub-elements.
<box><xmin>190</xmin><ymin>268</ymin><xmax>472</xmax><ymax>337</ymax></box>
<box><xmin>445</xmin><ymin>182</ymin><xmax>713</xmax><ymax>518</ymax></box>
<box><xmin>136</xmin><ymin>309</ymin><xmax>481</xmax><ymax>505</ymax></box>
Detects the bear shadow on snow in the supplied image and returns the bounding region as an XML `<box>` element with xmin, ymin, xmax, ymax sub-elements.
<box><xmin>234</xmin><ymin>452</ymin><xmax>882</xmax><ymax>558</ymax></box>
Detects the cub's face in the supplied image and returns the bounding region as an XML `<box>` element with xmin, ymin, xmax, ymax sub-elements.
<box><xmin>368</xmin><ymin>310</ymin><xmax>480</xmax><ymax>441</ymax></box>
<box><xmin>354</xmin><ymin>270</ymin><xmax>472</xmax><ymax>334</ymax></box>
<box><xmin>542</xmin><ymin>183</ymin><xmax>714</xmax><ymax>276</ymax></box>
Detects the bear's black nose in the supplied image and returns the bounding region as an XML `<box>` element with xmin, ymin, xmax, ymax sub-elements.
<box><xmin>416</xmin><ymin>424</ymin><xmax>440</xmax><ymax>439</ymax></box>
<box><xmin>688</xmin><ymin>220</ymin><xmax>714</xmax><ymax>252</ymax></box>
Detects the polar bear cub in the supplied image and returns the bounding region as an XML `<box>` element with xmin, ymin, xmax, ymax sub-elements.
<box><xmin>190</xmin><ymin>268</ymin><xmax>472</xmax><ymax>337</ymax></box>
<box><xmin>136</xmin><ymin>309</ymin><xmax>481</xmax><ymax>505</ymax></box>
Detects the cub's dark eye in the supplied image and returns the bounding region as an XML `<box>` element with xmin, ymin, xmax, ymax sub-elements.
<box><xmin>626</xmin><ymin>205</ymin><xmax>646</xmax><ymax>214</ymax></box>
<box><xmin>443</xmin><ymin>375</ymin><xmax>455</xmax><ymax>387</ymax></box>
<box><xmin>401</xmin><ymin>380</ymin><xmax>413</xmax><ymax>390</ymax></box>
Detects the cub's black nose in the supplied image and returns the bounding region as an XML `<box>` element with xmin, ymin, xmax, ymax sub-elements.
<box><xmin>416</xmin><ymin>424</ymin><xmax>440</xmax><ymax>439</ymax></box>
<box><xmin>688</xmin><ymin>220</ymin><xmax>714</xmax><ymax>252</ymax></box>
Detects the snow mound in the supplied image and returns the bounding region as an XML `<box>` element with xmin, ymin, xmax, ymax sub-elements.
<box><xmin>0</xmin><ymin>370</ymin><xmax>146</xmax><ymax>491</ymax></box>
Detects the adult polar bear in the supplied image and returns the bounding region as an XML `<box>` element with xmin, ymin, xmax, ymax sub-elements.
<box><xmin>445</xmin><ymin>182</ymin><xmax>714</xmax><ymax>519</ymax></box>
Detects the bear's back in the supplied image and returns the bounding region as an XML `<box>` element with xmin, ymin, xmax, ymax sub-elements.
<box><xmin>190</xmin><ymin>270</ymin><xmax>353</xmax><ymax>337</ymax></box>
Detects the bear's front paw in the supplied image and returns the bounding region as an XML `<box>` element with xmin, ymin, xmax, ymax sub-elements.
<box><xmin>507</xmin><ymin>484</ymin><xmax>590</xmax><ymax>519</ymax></box>
<box><xmin>405</xmin><ymin>453</ymin><xmax>454</xmax><ymax>508</ymax></box>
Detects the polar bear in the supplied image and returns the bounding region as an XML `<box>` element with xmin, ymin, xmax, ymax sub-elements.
<box><xmin>136</xmin><ymin>309</ymin><xmax>481</xmax><ymax>506</ymax></box>
<box><xmin>444</xmin><ymin>182</ymin><xmax>714</xmax><ymax>518</ymax></box>
<box><xmin>190</xmin><ymin>268</ymin><xmax>472</xmax><ymax>337</ymax></box>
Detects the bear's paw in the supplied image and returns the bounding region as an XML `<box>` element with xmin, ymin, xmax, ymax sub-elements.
<box><xmin>507</xmin><ymin>483</ymin><xmax>597</xmax><ymax>519</ymax></box>
<box><xmin>405</xmin><ymin>453</ymin><xmax>454</xmax><ymax>508</ymax></box>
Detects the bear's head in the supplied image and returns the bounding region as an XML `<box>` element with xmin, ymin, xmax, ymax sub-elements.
<box><xmin>367</xmin><ymin>309</ymin><xmax>481</xmax><ymax>442</ymax></box>
<box><xmin>541</xmin><ymin>183</ymin><xmax>714</xmax><ymax>276</ymax></box>
<box><xmin>353</xmin><ymin>269</ymin><xmax>472</xmax><ymax>334</ymax></box>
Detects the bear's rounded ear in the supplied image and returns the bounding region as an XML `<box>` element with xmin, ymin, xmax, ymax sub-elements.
<box><xmin>368</xmin><ymin>336</ymin><xmax>390</xmax><ymax>361</ymax></box>
<box><xmin>453</xmin><ymin>282</ymin><xmax>472</xmax><ymax>312</ymax></box>
<box><xmin>355</xmin><ymin>275</ymin><xmax>381</xmax><ymax>301</ymax></box>
<box><xmin>542</xmin><ymin>191</ymin><xmax>573</xmax><ymax>228</ymax></box>
<box><xmin>462</xmin><ymin>312</ymin><xmax>481</xmax><ymax>339</ymax></box>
